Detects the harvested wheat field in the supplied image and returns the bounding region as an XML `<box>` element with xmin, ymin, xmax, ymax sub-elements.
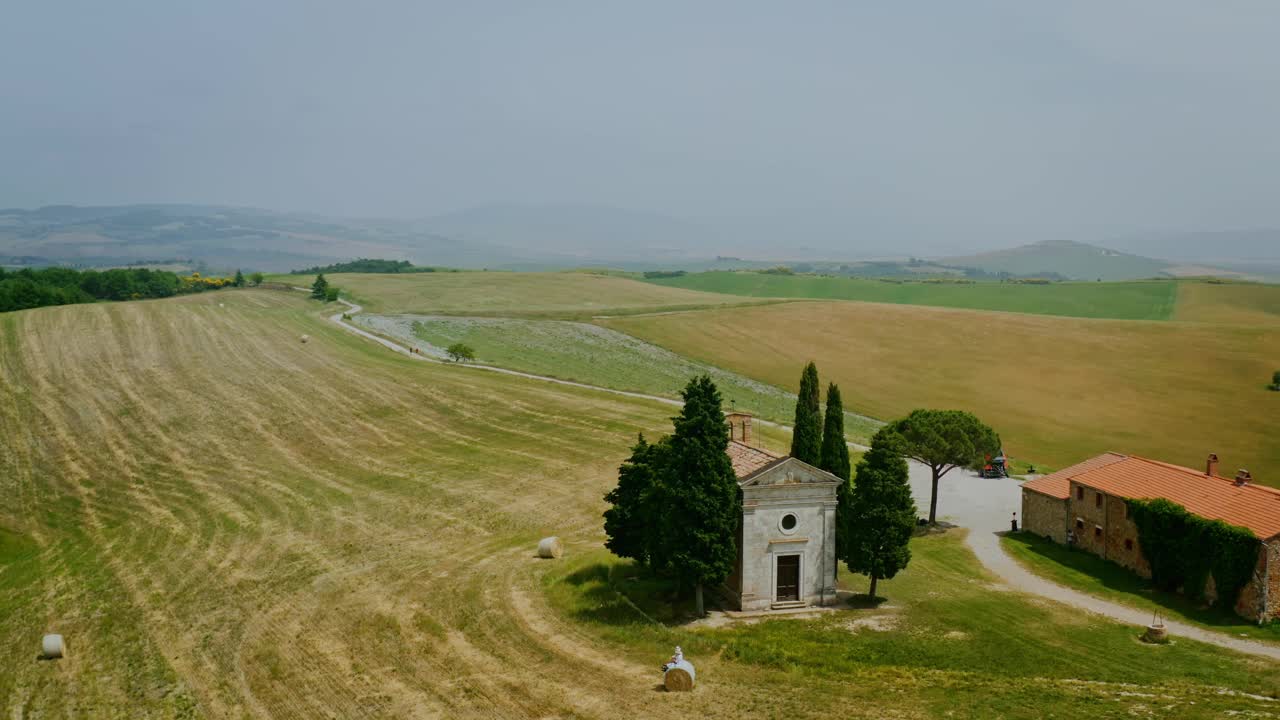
<box><xmin>2</xmin><ymin>290</ymin><xmax>1279</xmax><ymax>719</ymax></box>
<box><xmin>603</xmin><ymin>297</ymin><xmax>1280</xmax><ymax>482</ymax></box>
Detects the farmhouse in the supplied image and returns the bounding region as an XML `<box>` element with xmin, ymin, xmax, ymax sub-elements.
<box><xmin>1021</xmin><ymin>452</ymin><xmax>1280</xmax><ymax>621</ymax></box>
<box><xmin>722</xmin><ymin>413</ymin><xmax>841</xmax><ymax>612</ymax></box>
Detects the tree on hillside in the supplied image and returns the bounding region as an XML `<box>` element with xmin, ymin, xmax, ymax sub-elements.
<box><xmin>249</xmin><ymin>271</ymin><xmax>264</xmax><ymax>286</ymax></box>
<box><xmin>790</xmin><ymin>362</ymin><xmax>823</xmax><ymax>464</ymax></box>
<box><xmin>603</xmin><ymin>434</ymin><xmax>665</xmax><ymax>565</ymax></box>
<box><xmin>233</xmin><ymin>269</ymin><xmax>246</xmax><ymax>287</ymax></box>
<box><xmin>842</xmin><ymin>441</ymin><xmax>916</xmax><ymax>599</ymax></box>
<box><xmin>446</xmin><ymin>343</ymin><xmax>475</xmax><ymax>362</ymax></box>
<box><xmin>819</xmin><ymin>383</ymin><xmax>853</xmax><ymax>562</ymax></box>
<box><xmin>650</xmin><ymin>375</ymin><xmax>739</xmax><ymax>616</ymax></box>
<box><xmin>310</xmin><ymin>273</ymin><xmax>329</xmax><ymax>300</ymax></box>
<box><xmin>876</xmin><ymin>409</ymin><xmax>1000</xmax><ymax>524</ymax></box>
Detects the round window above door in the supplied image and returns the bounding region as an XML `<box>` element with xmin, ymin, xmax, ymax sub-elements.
<box><xmin>779</xmin><ymin>513</ymin><xmax>799</xmax><ymax>535</ymax></box>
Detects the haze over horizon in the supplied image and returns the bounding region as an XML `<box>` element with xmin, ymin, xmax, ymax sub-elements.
<box><xmin>4</xmin><ymin>2</ymin><xmax>1280</xmax><ymax>255</ymax></box>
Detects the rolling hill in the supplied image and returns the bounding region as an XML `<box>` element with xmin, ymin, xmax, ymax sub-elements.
<box><xmin>939</xmin><ymin>240</ymin><xmax>1175</xmax><ymax>281</ymax></box>
<box><xmin>0</xmin><ymin>204</ymin><xmax>521</xmax><ymax>272</ymax></box>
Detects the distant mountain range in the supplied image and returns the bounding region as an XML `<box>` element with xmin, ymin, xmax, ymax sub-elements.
<box><xmin>1</xmin><ymin>203</ymin><xmax>1273</xmax><ymax>281</ymax></box>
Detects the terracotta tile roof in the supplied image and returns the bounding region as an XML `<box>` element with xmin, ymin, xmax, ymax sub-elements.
<box><xmin>727</xmin><ymin>440</ymin><xmax>784</xmax><ymax>480</ymax></box>
<box><xmin>1021</xmin><ymin>453</ymin><xmax>1129</xmax><ymax>499</ymax></box>
<box><xmin>1072</xmin><ymin>456</ymin><xmax>1280</xmax><ymax>540</ymax></box>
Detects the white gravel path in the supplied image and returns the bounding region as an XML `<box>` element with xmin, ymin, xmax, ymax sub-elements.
<box><xmin>321</xmin><ymin>293</ymin><xmax>1280</xmax><ymax>662</ymax></box>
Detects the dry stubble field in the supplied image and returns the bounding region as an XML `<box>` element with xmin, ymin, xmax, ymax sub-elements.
<box><xmin>603</xmin><ymin>285</ymin><xmax>1280</xmax><ymax>481</ymax></box>
<box><xmin>2</xmin><ymin>288</ymin><xmax>1280</xmax><ymax>719</ymax></box>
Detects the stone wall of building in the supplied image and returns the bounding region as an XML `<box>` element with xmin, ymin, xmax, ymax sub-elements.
<box><xmin>1067</xmin><ymin>481</ymin><xmax>1108</xmax><ymax>557</ymax></box>
<box><xmin>1021</xmin><ymin>489</ymin><xmax>1067</xmax><ymax>544</ymax></box>
<box><xmin>734</xmin><ymin>460</ymin><xmax>839</xmax><ymax>612</ymax></box>
<box><xmin>1102</xmin><ymin>491</ymin><xmax>1149</xmax><ymax>577</ymax></box>
<box><xmin>1235</xmin><ymin>540</ymin><xmax>1278</xmax><ymax>622</ymax></box>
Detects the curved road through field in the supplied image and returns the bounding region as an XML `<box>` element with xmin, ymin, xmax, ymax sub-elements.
<box><xmin>326</xmin><ymin>296</ymin><xmax>1280</xmax><ymax>662</ymax></box>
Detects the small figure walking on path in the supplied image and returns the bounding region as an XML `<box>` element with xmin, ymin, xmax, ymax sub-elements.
<box><xmin>1011</xmin><ymin>512</ymin><xmax>1018</xmax><ymax>532</ymax></box>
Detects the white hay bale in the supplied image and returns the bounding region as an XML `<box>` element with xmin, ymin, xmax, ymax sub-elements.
<box><xmin>663</xmin><ymin>660</ymin><xmax>695</xmax><ymax>691</ymax></box>
<box><xmin>536</xmin><ymin>536</ymin><xmax>563</xmax><ymax>559</ymax></box>
<box><xmin>41</xmin><ymin>634</ymin><xmax>65</xmax><ymax>659</ymax></box>
<box><xmin>300</xmin><ymin>334</ymin><xmax>310</xmax><ymax>344</ymax></box>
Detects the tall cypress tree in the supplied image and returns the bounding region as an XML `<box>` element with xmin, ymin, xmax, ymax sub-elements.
<box><xmin>790</xmin><ymin>362</ymin><xmax>822</xmax><ymax>464</ymax></box>
<box><xmin>233</xmin><ymin>269</ymin><xmax>246</xmax><ymax>287</ymax></box>
<box><xmin>603</xmin><ymin>434</ymin><xmax>663</xmax><ymax>566</ymax></box>
<box><xmin>311</xmin><ymin>273</ymin><xmax>329</xmax><ymax>300</ymax></box>
<box><xmin>652</xmin><ymin>375</ymin><xmax>740</xmax><ymax>616</ymax></box>
<box><xmin>819</xmin><ymin>383</ymin><xmax>853</xmax><ymax>562</ymax></box>
<box><xmin>842</xmin><ymin>440</ymin><xmax>917</xmax><ymax>600</ymax></box>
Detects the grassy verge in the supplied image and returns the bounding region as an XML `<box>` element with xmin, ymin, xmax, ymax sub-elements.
<box><xmin>543</xmin><ymin>530</ymin><xmax>1280</xmax><ymax>718</ymax></box>
<box><xmin>646</xmin><ymin>271</ymin><xmax>1180</xmax><ymax>320</ymax></box>
<box><xmin>394</xmin><ymin>314</ymin><xmax>880</xmax><ymax>441</ymax></box>
<box><xmin>1002</xmin><ymin>532</ymin><xmax>1280</xmax><ymax>643</ymax></box>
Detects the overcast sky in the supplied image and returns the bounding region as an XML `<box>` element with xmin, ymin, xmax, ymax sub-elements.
<box><xmin>3</xmin><ymin>1</ymin><xmax>1279</xmax><ymax>250</ymax></box>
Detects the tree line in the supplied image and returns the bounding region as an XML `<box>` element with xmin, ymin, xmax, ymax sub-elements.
<box><xmin>603</xmin><ymin>363</ymin><xmax>1000</xmax><ymax>612</ymax></box>
<box><xmin>0</xmin><ymin>266</ymin><xmax>252</xmax><ymax>313</ymax></box>
<box><xmin>290</xmin><ymin>258</ymin><xmax>451</xmax><ymax>274</ymax></box>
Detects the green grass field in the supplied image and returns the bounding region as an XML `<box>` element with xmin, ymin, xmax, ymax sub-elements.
<box><xmin>546</xmin><ymin>531</ymin><xmax>1280</xmax><ymax>718</ymax></box>
<box><xmin>269</xmin><ymin>270</ymin><xmax>767</xmax><ymax>318</ymax></box>
<box><xmin>645</xmin><ymin>271</ymin><xmax>1180</xmax><ymax>319</ymax></box>
<box><xmin>603</xmin><ymin>299</ymin><xmax>1280</xmax><ymax>482</ymax></box>
<box><xmin>358</xmin><ymin>314</ymin><xmax>881</xmax><ymax>441</ymax></box>
<box><xmin>1001</xmin><ymin>533</ymin><xmax>1280</xmax><ymax>644</ymax></box>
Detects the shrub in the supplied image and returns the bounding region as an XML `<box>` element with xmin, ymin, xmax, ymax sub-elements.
<box><xmin>324</xmin><ymin>286</ymin><xmax>340</xmax><ymax>302</ymax></box>
<box><xmin>1270</xmin><ymin>370</ymin><xmax>1280</xmax><ymax>391</ymax></box>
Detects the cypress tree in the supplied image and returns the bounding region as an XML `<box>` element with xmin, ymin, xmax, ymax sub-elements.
<box><xmin>790</xmin><ymin>362</ymin><xmax>822</xmax><ymax>464</ymax></box>
<box><xmin>652</xmin><ymin>375</ymin><xmax>739</xmax><ymax>616</ymax></box>
<box><xmin>311</xmin><ymin>273</ymin><xmax>329</xmax><ymax>300</ymax></box>
<box><xmin>233</xmin><ymin>269</ymin><xmax>246</xmax><ymax>287</ymax></box>
<box><xmin>603</xmin><ymin>434</ymin><xmax>664</xmax><ymax>566</ymax></box>
<box><xmin>819</xmin><ymin>383</ymin><xmax>853</xmax><ymax>563</ymax></box>
<box><xmin>842</xmin><ymin>440</ymin><xmax>917</xmax><ymax>599</ymax></box>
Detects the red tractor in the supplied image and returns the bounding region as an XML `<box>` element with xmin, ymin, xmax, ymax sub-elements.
<box><xmin>980</xmin><ymin>452</ymin><xmax>1009</xmax><ymax>478</ymax></box>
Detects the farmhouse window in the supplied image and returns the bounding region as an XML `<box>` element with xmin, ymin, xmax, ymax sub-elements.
<box><xmin>1094</xmin><ymin>525</ymin><xmax>1102</xmax><ymax>538</ymax></box>
<box><xmin>1076</xmin><ymin>487</ymin><xmax>1084</xmax><ymax>500</ymax></box>
<box><xmin>1124</xmin><ymin>538</ymin><xmax>1133</xmax><ymax>551</ymax></box>
<box><xmin>1095</xmin><ymin>492</ymin><xmax>1103</xmax><ymax>508</ymax></box>
<box><xmin>1075</xmin><ymin>518</ymin><xmax>1084</xmax><ymax>530</ymax></box>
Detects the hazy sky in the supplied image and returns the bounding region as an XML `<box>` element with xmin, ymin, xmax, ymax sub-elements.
<box><xmin>4</xmin><ymin>1</ymin><xmax>1279</xmax><ymax>250</ymax></box>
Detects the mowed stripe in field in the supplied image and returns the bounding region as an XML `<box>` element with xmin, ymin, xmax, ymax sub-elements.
<box><xmin>0</xmin><ymin>290</ymin><xmax>714</xmax><ymax>719</ymax></box>
<box><xmin>602</xmin><ymin>300</ymin><xmax>1280</xmax><ymax>483</ymax></box>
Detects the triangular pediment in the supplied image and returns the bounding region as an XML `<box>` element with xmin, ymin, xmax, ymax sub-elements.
<box><xmin>738</xmin><ymin>457</ymin><xmax>841</xmax><ymax>487</ymax></box>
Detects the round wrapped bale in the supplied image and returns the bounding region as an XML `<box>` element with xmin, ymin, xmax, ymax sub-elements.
<box><xmin>663</xmin><ymin>660</ymin><xmax>695</xmax><ymax>691</ymax></box>
<box><xmin>300</xmin><ymin>334</ymin><xmax>310</xmax><ymax>344</ymax></box>
<box><xmin>41</xmin><ymin>634</ymin><xmax>65</xmax><ymax>659</ymax></box>
<box><xmin>536</xmin><ymin>536</ymin><xmax>563</xmax><ymax>559</ymax></box>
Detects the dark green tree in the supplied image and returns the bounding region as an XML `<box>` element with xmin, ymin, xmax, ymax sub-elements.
<box><xmin>233</xmin><ymin>269</ymin><xmax>246</xmax><ymax>287</ymax></box>
<box><xmin>603</xmin><ymin>434</ymin><xmax>665</xmax><ymax>565</ymax></box>
<box><xmin>790</xmin><ymin>362</ymin><xmax>822</xmax><ymax>464</ymax></box>
<box><xmin>819</xmin><ymin>383</ymin><xmax>853</xmax><ymax>561</ymax></box>
<box><xmin>310</xmin><ymin>273</ymin><xmax>329</xmax><ymax>300</ymax></box>
<box><xmin>651</xmin><ymin>375</ymin><xmax>740</xmax><ymax>616</ymax></box>
<box><xmin>842</xmin><ymin>441</ymin><xmax>916</xmax><ymax>599</ymax></box>
<box><xmin>876</xmin><ymin>409</ymin><xmax>1000</xmax><ymax>524</ymax></box>
<box><xmin>446</xmin><ymin>343</ymin><xmax>476</xmax><ymax>362</ymax></box>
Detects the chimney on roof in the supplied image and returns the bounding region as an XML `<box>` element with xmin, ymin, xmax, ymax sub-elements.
<box><xmin>726</xmin><ymin>411</ymin><xmax>753</xmax><ymax>446</ymax></box>
<box><xmin>1235</xmin><ymin>469</ymin><xmax>1252</xmax><ymax>486</ymax></box>
<box><xmin>1206</xmin><ymin>453</ymin><xmax>1219</xmax><ymax>477</ymax></box>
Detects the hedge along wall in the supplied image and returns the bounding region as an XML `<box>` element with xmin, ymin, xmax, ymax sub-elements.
<box><xmin>1126</xmin><ymin>498</ymin><xmax>1259</xmax><ymax>609</ymax></box>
